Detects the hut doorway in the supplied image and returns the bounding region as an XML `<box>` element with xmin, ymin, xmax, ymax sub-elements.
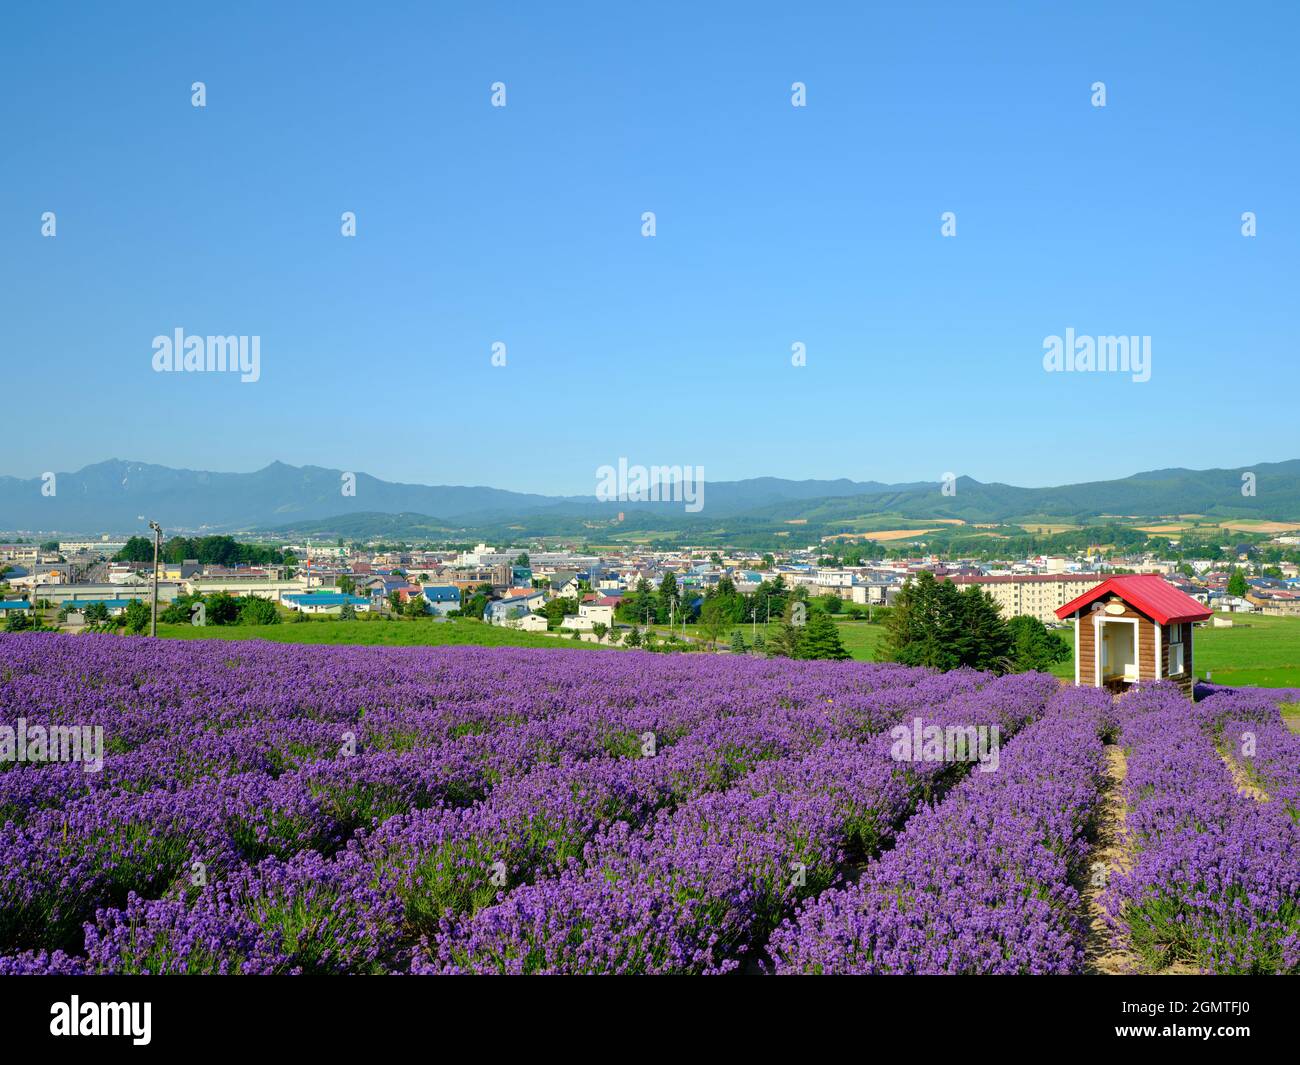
<box><xmin>1099</xmin><ymin>618</ymin><xmax>1139</xmax><ymax>684</ymax></box>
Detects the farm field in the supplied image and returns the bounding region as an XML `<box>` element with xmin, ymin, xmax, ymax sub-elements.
<box><xmin>720</xmin><ymin>620</ymin><xmax>887</xmax><ymax>660</ymax></box>
<box><xmin>155</xmin><ymin>617</ymin><xmax>603</xmax><ymax>651</ymax></box>
<box><xmin>4</xmin><ymin>632</ymin><xmax>1298</xmax><ymax>975</ymax></box>
<box><xmin>150</xmin><ymin>612</ymin><xmax>1300</xmax><ymax>691</ymax></box>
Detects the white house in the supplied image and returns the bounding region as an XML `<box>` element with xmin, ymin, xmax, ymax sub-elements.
<box><xmin>563</xmin><ymin>599</ymin><xmax>616</xmax><ymax>632</ymax></box>
<box><xmin>506</xmin><ymin>613</ymin><xmax>550</xmax><ymax>632</ymax></box>
<box><xmin>550</xmin><ymin>571</ymin><xmax>583</xmax><ymax>599</ymax></box>
<box><xmin>579</xmin><ymin>600</ymin><xmax>615</xmax><ymax>626</ymax></box>
<box><xmin>485</xmin><ymin>592</ymin><xmax>546</xmax><ymax>625</ymax></box>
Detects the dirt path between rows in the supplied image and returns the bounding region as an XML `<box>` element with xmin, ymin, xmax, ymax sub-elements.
<box><xmin>1220</xmin><ymin>751</ymin><xmax>1269</xmax><ymax>802</ymax></box>
<box><xmin>1082</xmin><ymin>745</ymin><xmax>1141</xmax><ymax>975</ymax></box>
<box><xmin>1080</xmin><ymin>743</ymin><xmax>1207</xmax><ymax>976</ymax></box>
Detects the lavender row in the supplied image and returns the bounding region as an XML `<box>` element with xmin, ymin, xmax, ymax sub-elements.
<box><xmin>1103</xmin><ymin>682</ymin><xmax>1300</xmax><ymax>974</ymax></box>
<box><xmin>1222</xmin><ymin>717</ymin><xmax>1300</xmax><ymax>815</ymax></box>
<box><xmin>60</xmin><ymin>670</ymin><xmax>1036</xmax><ymax>975</ymax></box>
<box><xmin>0</xmin><ymin>668</ymin><xmax>994</xmax><ymax>961</ymax></box>
<box><xmin>767</xmin><ymin>684</ymin><xmax>1111</xmax><ymax>974</ymax></box>
<box><xmin>0</xmin><ymin>634</ymin><xmax>945</xmax><ymax>823</ymax></box>
<box><xmin>2</xmin><ymin>634</ymin><xmax>1004</xmax><ymax>971</ymax></box>
<box><xmin>415</xmin><ymin>671</ymin><xmax>1060</xmax><ymax>973</ymax></box>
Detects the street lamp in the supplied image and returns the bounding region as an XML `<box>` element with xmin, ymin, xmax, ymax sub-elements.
<box><xmin>148</xmin><ymin>521</ymin><xmax>162</xmax><ymax>637</ymax></box>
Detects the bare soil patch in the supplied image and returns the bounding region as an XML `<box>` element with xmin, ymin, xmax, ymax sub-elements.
<box><xmin>1221</xmin><ymin>751</ymin><xmax>1269</xmax><ymax>802</ymax></box>
<box><xmin>1083</xmin><ymin>745</ymin><xmax>1141</xmax><ymax>975</ymax></box>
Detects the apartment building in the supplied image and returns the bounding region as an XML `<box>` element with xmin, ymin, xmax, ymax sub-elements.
<box><xmin>59</xmin><ymin>540</ymin><xmax>129</xmax><ymax>555</ymax></box>
<box><xmin>947</xmin><ymin>573</ymin><xmax>1105</xmax><ymax>625</ymax></box>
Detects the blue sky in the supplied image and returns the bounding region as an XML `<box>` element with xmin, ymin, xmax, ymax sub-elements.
<box><xmin>2</xmin><ymin>1</ymin><xmax>1296</xmax><ymax>496</ymax></box>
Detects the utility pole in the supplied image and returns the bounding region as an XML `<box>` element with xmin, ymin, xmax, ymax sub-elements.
<box><xmin>148</xmin><ymin>521</ymin><xmax>162</xmax><ymax>637</ymax></box>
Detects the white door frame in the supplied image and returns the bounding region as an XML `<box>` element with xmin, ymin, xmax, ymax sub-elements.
<box><xmin>1073</xmin><ymin>614</ymin><xmax>1080</xmax><ymax>685</ymax></box>
<box><xmin>1095</xmin><ymin>614</ymin><xmax>1141</xmax><ymax>684</ymax></box>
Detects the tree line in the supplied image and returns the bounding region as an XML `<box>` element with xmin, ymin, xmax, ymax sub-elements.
<box><xmin>115</xmin><ymin>536</ymin><xmax>290</xmax><ymax>567</ymax></box>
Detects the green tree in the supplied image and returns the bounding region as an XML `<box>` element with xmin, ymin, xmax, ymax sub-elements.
<box><xmin>83</xmin><ymin>601</ymin><xmax>110</xmax><ymax>624</ymax></box>
<box><xmin>816</xmin><ymin>594</ymin><xmax>843</xmax><ymax>615</ymax></box>
<box><xmin>707</xmin><ymin>576</ymin><xmax>746</xmax><ymax>625</ymax></box>
<box><xmin>160</xmin><ymin>593</ymin><xmax>203</xmax><ymax>625</ymax></box>
<box><xmin>752</xmin><ymin>575</ymin><xmax>789</xmax><ymax>624</ymax></box>
<box><xmin>1006</xmin><ymin>615</ymin><xmax>1070</xmax><ymax>673</ymax></box>
<box><xmin>618</xmin><ymin>577</ymin><xmax>657</xmax><ymax>626</ymax></box>
<box><xmin>658</xmin><ymin>572</ymin><xmax>680</xmax><ymax>622</ymax></box>
<box><xmin>542</xmin><ymin>596</ymin><xmax>578</xmax><ymax>630</ymax></box>
<box><xmin>237</xmin><ymin>596</ymin><xmax>281</xmax><ymax>626</ymax></box>
<box><xmin>1227</xmin><ymin>568</ymin><xmax>1249</xmax><ymax>597</ymax></box>
<box><xmin>698</xmin><ymin>597</ymin><xmax>729</xmax><ymax>649</ymax></box>
<box><xmin>880</xmin><ymin>572</ymin><xmax>1011</xmax><ymax>673</ymax></box>
<box><xmin>123</xmin><ymin>598</ymin><xmax>151</xmax><ymax>634</ymax></box>
<box><xmin>462</xmin><ymin>584</ymin><xmax>494</xmax><ymax>619</ymax></box>
<box><xmin>765</xmin><ymin>600</ymin><xmax>805</xmax><ymax>659</ymax></box>
<box><xmin>338</xmin><ymin>575</ymin><xmax>356</xmax><ymax>595</ymax></box>
<box><xmin>115</xmin><ymin>536</ymin><xmax>154</xmax><ymax>564</ymax></box>
<box><xmin>955</xmin><ymin>585</ymin><xmax>1013</xmax><ymax>672</ymax></box>
<box><xmin>797</xmin><ymin>610</ymin><xmax>851</xmax><ymax>660</ymax></box>
<box><xmin>206</xmin><ymin>593</ymin><xmax>240</xmax><ymax>626</ymax></box>
<box><xmin>729</xmin><ymin>629</ymin><xmax>747</xmax><ymax>654</ymax></box>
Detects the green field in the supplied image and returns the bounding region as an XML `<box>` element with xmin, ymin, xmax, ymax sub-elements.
<box><xmin>156</xmin><ymin>617</ymin><xmax>606</xmax><ymax>650</ymax></box>
<box><xmin>842</xmin><ymin>615</ymin><xmax>1300</xmax><ymax>690</ymax></box>
<box><xmin>152</xmin><ymin>611</ymin><xmax>1300</xmax><ymax>690</ymax></box>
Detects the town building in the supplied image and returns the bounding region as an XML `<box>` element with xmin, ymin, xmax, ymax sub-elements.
<box><xmin>947</xmin><ymin>573</ymin><xmax>1106</xmax><ymax>625</ymax></box>
<box><xmin>484</xmin><ymin>592</ymin><xmax>546</xmax><ymax>625</ymax></box>
<box><xmin>421</xmin><ymin>586</ymin><xmax>461</xmax><ymax>616</ymax></box>
<box><xmin>283</xmin><ymin>593</ymin><xmax>371</xmax><ymax>615</ymax></box>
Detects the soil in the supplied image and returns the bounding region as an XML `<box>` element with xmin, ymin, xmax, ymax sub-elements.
<box><xmin>1221</xmin><ymin>750</ymin><xmax>1269</xmax><ymax>802</ymax></box>
<box><xmin>1082</xmin><ymin>745</ymin><xmax>1143</xmax><ymax>975</ymax></box>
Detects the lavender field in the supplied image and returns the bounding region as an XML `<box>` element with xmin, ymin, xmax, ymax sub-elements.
<box><xmin>1</xmin><ymin>633</ymin><xmax>1296</xmax><ymax>975</ymax></box>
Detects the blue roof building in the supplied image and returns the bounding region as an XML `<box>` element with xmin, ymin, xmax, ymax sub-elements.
<box><xmin>422</xmin><ymin>585</ymin><xmax>461</xmax><ymax>615</ymax></box>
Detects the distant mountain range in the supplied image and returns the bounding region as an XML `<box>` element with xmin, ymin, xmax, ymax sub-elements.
<box><xmin>2</xmin><ymin>458</ymin><xmax>1299</xmax><ymax>538</ymax></box>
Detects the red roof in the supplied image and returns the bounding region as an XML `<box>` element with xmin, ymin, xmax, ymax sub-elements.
<box><xmin>1055</xmin><ymin>575</ymin><xmax>1212</xmax><ymax>625</ymax></box>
